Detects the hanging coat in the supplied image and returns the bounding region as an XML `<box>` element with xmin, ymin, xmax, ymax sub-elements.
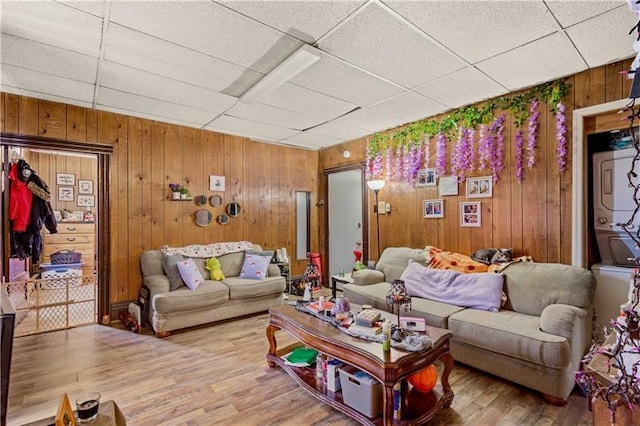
<box><xmin>27</xmin><ymin>172</ymin><xmax>58</xmax><ymax>262</ymax></box>
<box><xmin>8</xmin><ymin>161</ymin><xmax>33</xmax><ymax>232</ymax></box>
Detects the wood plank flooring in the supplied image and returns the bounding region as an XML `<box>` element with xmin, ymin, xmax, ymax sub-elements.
<box><xmin>6</xmin><ymin>314</ymin><xmax>592</xmax><ymax>425</ymax></box>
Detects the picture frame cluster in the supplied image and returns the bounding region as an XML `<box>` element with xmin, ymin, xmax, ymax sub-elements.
<box><xmin>56</xmin><ymin>173</ymin><xmax>94</xmax><ymax>207</ymax></box>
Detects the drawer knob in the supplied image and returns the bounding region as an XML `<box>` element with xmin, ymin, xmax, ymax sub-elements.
<box><xmin>66</xmin><ymin>237</ymin><xmax>76</xmax><ymax>242</ymax></box>
<box><xmin>67</xmin><ymin>227</ymin><xmax>76</xmax><ymax>231</ymax></box>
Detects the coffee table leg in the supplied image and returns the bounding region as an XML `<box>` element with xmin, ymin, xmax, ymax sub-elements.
<box><xmin>440</xmin><ymin>352</ymin><xmax>455</xmax><ymax>408</ymax></box>
<box><xmin>266</xmin><ymin>324</ymin><xmax>279</xmax><ymax>368</ymax></box>
<box><xmin>383</xmin><ymin>383</ymin><xmax>394</xmax><ymax>426</ymax></box>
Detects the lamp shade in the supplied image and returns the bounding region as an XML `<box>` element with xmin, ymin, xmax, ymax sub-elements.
<box><xmin>367</xmin><ymin>180</ymin><xmax>385</xmax><ymax>191</ymax></box>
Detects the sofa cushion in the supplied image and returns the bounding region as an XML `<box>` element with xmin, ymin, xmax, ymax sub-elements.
<box><xmin>401</xmin><ymin>260</ymin><xmax>504</xmax><ymax>312</ymax></box>
<box><xmin>377</xmin><ymin>247</ymin><xmax>427</xmax><ymax>282</ymax></box>
<box><xmin>218</xmin><ymin>251</ymin><xmax>246</xmax><ymax>278</ymax></box>
<box><xmin>449</xmin><ymin>308</ymin><xmax>570</xmax><ymax>369</ymax></box>
<box><xmin>342</xmin><ymin>282</ymin><xmax>465</xmax><ymax>328</ymax></box>
<box><xmin>152</xmin><ymin>280</ymin><xmax>229</xmax><ymax>314</ymax></box>
<box><xmin>162</xmin><ymin>253</ymin><xmax>186</xmax><ymax>291</ymax></box>
<box><xmin>501</xmin><ymin>261</ymin><xmax>596</xmax><ymax>315</ymax></box>
<box><xmin>239</xmin><ymin>252</ymin><xmax>271</xmax><ymax>280</ymax></box>
<box><xmin>177</xmin><ymin>258</ymin><xmax>204</xmax><ymax>290</ymax></box>
<box><xmin>223</xmin><ymin>276</ymin><xmax>286</xmax><ymax>299</ymax></box>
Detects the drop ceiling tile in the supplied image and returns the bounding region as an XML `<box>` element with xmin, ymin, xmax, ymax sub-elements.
<box><xmin>205</xmin><ymin>115</ymin><xmax>299</xmax><ymax>140</ymax></box>
<box><xmin>108</xmin><ymin>1</ymin><xmax>302</xmax><ymax>73</ymax></box>
<box><xmin>54</xmin><ymin>0</ymin><xmax>105</xmax><ymax>17</ymax></box>
<box><xmin>476</xmin><ymin>32</ymin><xmax>587</xmax><ymax>91</ymax></box>
<box><xmin>97</xmin><ymin>105</ymin><xmax>203</xmax><ymax>129</ymax></box>
<box><xmin>2</xmin><ymin>34</ymin><xmax>98</xmax><ymax>84</ymax></box>
<box><xmin>204</xmin><ymin>125</ymin><xmax>279</xmax><ymax>143</ymax></box>
<box><xmin>319</xmin><ymin>2</ymin><xmax>465</xmax><ymax>88</ymax></box>
<box><xmin>218</xmin><ymin>0</ymin><xmax>366</xmax><ymax>43</ymax></box>
<box><xmin>385</xmin><ymin>0</ymin><xmax>558</xmax><ymax>64</ymax></box>
<box><xmin>334</xmin><ymin>108</ymin><xmax>405</xmax><ymax>133</ymax></box>
<box><xmin>226</xmin><ymin>103</ymin><xmax>326</xmax><ymax>131</ymax></box>
<box><xmin>545</xmin><ymin>1</ymin><xmax>624</xmax><ymax>28</ymax></box>
<box><xmin>99</xmin><ymin>61</ymin><xmax>236</xmax><ymax>114</ymax></box>
<box><xmin>369</xmin><ymin>91</ymin><xmax>449</xmax><ymax>123</ymax></box>
<box><xmin>0</xmin><ymin>0</ymin><xmax>103</xmax><ymax>56</ymax></box>
<box><xmin>284</xmin><ymin>131</ymin><xmax>342</xmax><ymax>149</ymax></box>
<box><xmin>261</xmin><ymin>83</ymin><xmax>357</xmax><ymax>121</ymax></box>
<box><xmin>414</xmin><ymin>67</ymin><xmax>508</xmax><ymax>110</ymax></box>
<box><xmin>566</xmin><ymin>6</ymin><xmax>636</xmax><ymax>68</ymax></box>
<box><xmin>306</xmin><ymin>121</ymin><xmax>370</xmax><ymax>141</ymax></box>
<box><xmin>97</xmin><ymin>88</ymin><xmax>216</xmax><ymax>125</ymax></box>
<box><xmin>0</xmin><ymin>86</ymin><xmax>93</xmax><ymax>109</ymax></box>
<box><xmin>290</xmin><ymin>51</ymin><xmax>404</xmax><ymax>107</ymax></box>
<box><xmin>104</xmin><ymin>24</ymin><xmax>262</xmax><ymax>97</ymax></box>
<box><xmin>1</xmin><ymin>64</ymin><xmax>95</xmax><ymax>103</ymax></box>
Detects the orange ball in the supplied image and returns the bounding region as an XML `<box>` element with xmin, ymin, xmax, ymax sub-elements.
<box><xmin>408</xmin><ymin>364</ymin><xmax>438</xmax><ymax>392</ymax></box>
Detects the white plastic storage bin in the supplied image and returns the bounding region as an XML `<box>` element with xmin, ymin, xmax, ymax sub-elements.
<box><xmin>40</xmin><ymin>262</ymin><xmax>83</xmax><ymax>289</ymax></box>
<box><xmin>339</xmin><ymin>366</ymin><xmax>382</xmax><ymax>417</ymax></box>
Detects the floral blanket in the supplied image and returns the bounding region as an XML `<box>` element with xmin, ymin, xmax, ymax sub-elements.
<box><xmin>160</xmin><ymin>241</ymin><xmax>254</xmax><ymax>258</ymax></box>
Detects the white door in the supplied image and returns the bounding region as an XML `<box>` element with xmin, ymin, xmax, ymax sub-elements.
<box><xmin>328</xmin><ymin>169</ymin><xmax>363</xmax><ymax>277</ymax></box>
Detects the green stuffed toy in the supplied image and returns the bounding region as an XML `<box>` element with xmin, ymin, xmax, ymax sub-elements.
<box><xmin>205</xmin><ymin>256</ymin><xmax>225</xmax><ymax>281</ymax></box>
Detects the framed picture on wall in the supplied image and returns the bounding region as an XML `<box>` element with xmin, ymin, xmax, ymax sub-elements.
<box><xmin>438</xmin><ymin>176</ymin><xmax>458</xmax><ymax>196</ymax></box>
<box><xmin>460</xmin><ymin>202</ymin><xmax>481</xmax><ymax>227</ymax></box>
<box><xmin>466</xmin><ymin>176</ymin><xmax>493</xmax><ymax>198</ymax></box>
<box><xmin>210</xmin><ymin>175</ymin><xmax>226</xmax><ymax>192</ymax></box>
<box><xmin>56</xmin><ymin>173</ymin><xmax>75</xmax><ymax>186</ymax></box>
<box><xmin>417</xmin><ymin>168</ymin><xmax>436</xmax><ymax>187</ymax></box>
<box><xmin>78</xmin><ymin>179</ymin><xmax>93</xmax><ymax>194</ymax></box>
<box><xmin>423</xmin><ymin>199</ymin><xmax>444</xmax><ymax>218</ymax></box>
<box><xmin>58</xmin><ymin>186</ymin><xmax>74</xmax><ymax>202</ymax></box>
<box><xmin>77</xmin><ymin>195</ymin><xmax>95</xmax><ymax>207</ymax></box>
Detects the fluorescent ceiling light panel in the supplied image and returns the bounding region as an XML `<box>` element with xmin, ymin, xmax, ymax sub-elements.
<box><xmin>238</xmin><ymin>45</ymin><xmax>321</xmax><ymax>104</ymax></box>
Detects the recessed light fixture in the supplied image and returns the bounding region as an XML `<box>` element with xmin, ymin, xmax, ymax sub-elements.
<box><xmin>238</xmin><ymin>45</ymin><xmax>322</xmax><ymax>105</ymax></box>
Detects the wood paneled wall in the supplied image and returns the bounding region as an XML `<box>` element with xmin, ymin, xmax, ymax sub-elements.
<box><xmin>319</xmin><ymin>58</ymin><xmax>634</xmax><ymax>266</ymax></box>
<box><xmin>1</xmin><ymin>95</ymin><xmax>319</xmax><ymax>307</ymax></box>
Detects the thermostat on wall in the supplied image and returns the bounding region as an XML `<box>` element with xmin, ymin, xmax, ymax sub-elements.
<box><xmin>400</xmin><ymin>317</ymin><xmax>426</xmax><ymax>332</ymax></box>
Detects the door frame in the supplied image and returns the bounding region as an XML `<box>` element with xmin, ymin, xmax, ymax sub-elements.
<box><xmin>1</xmin><ymin>132</ymin><xmax>112</xmax><ymax>318</ymax></box>
<box><xmin>322</xmin><ymin>163</ymin><xmax>368</xmax><ymax>285</ymax></box>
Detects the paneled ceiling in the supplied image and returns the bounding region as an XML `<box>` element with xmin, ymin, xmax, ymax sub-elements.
<box><xmin>0</xmin><ymin>0</ymin><xmax>635</xmax><ymax>150</ymax></box>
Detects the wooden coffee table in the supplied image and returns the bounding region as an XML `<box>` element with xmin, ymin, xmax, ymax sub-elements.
<box><xmin>266</xmin><ymin>304</ymin><xmax>454</xmax><ymax>425</ymax></box>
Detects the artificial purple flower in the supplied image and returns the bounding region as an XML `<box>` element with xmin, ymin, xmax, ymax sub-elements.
<box><xmin>372</xmin><ymin>150</ymin><xmax>383</xmax><ymax>180</ymax></box>
<box><xmin>467</xmin><ymin>128</ymin><xmax>476</xmax><ymax>174</ymax></box>
<box><xmin>556</xmin><ymin>102</ymin><xmax>568</xmax><ymax>173</ymax></box>
<box><xmin>410</xmin><ymin>142</ymin><xmax>423</xmax><ymax>182</ymax></box>
<box><xmin>436</xmin><ymin>132</ymin><xmax>447</xmax><ymax>177</ymax></box>
<box><xmin>365</xmin><ymin>144</ymin><xmax>372</xmax><ymax>180</ymax></box>
<box><xmin>451</xmin><ymin>128</ymin><xmax>463</xmax><ymax>180</ymax></box>
<box><xmin>423</xmin><ymin>135</ymin><xmax>431</xmax><ymax>168</ymax></box>
<box><xmin>515</xmin><ymin>129</ymin><xmax>525</xmax><ymax>183</ymax></box>
<box><xmin>394</xmin><ymin>146</ymin><xmax>403</xmax><ymax>181</ymax></box>
<box><xmin>478</xmin><ymin>124</ymin><xmax>491</xmax><ymax>171</ymax></box>
<box><xmin>490</xmin><ymin>114</ymin><xmax>506</xmax><ymax>183</ymax></box>
<box><xmin>527</xmin><ymin>99</ymin><xmax>539</xmax><ymax>169</ymax></box>
<box><xmin>385</xmin><ymin>147</ymin><xmax>393</xmax><ymax>183</ymax></box>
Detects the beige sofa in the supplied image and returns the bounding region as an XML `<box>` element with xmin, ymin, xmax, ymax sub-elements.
<box><xmin>342</xmin><ymin>247</ymin><xmax>596</xmax><ymax>404</ymax></box>
<box><xmin>140</xmin><ymin>245</ymin><xmax>285</xmax><ymax>337</ymax></box>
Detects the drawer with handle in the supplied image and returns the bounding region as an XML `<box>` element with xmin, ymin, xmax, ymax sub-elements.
<box><xmin>55</xmin><ymin>223</ymin><xmax>95</xmax><ymax>234</ymax></box>
<box><xmin>46</xmin><ymin>233</ymin><xmax>93</xmax><ymax>244</ymax></box>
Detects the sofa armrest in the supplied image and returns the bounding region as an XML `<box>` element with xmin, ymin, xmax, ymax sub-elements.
<box><xmin>540</xmin><ymin>304</ymin><xmax>588</xmax><ymax>341</ymax></box>
<box><xmin>351</xmin><ymin>269</ymin><xmax>385</xmax><ymax>286</ymax></box>
<box><xmin>144</xmin><ymin>274</ymin><xmax>171</xmax><ymax>296</ymax></box>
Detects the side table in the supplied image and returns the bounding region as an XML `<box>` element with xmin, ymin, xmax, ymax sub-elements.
<box><xmin>23</xmin><ymin>400</ymin><xmax>126</xmax><ymax>426</ymax></box>
<box><xmin>330</xmin><ymin>273</ymin><xmax>353</xmax><ymax>299</ymax></box>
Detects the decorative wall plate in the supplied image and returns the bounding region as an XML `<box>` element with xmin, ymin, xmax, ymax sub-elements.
<box><xmin>217</xmin><ymin>214</ymin><xmax>229</xmax><ymax>225</ymax></box>
<box><xmin>195</xmin><ymin>195</ymin><xmax>207</xmax><ymax>206</ymax></box>
<box><xmin>194</xmin><ymin>209</ymin><xmax>213</xmax><ymax>227</ymax></box>
<box><xmin>209</xmin><ymin>194</ymin><xmax>222</xmax><ymax>207</ymax></box>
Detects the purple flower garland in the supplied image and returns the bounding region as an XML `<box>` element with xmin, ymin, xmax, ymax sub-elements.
<box><xmin>515</xmin><ymin>129</ymin><xmax>525</xmax><ymax>183</ymax></box>
<box><xmin>467</xmin><ymin>128</ymin><xmax>476</xmax><ymax>174</ymax></box>
<box><xmin>436</xmin><ymin>132</ymin><xmax>447</xmax><ymax>177</ymax></box>
<box><xmin>478</xmin><ymin>124</ymin><xmax>491</xmax><ymax>171</ymax></box>
<box><xmin>372</xmin><ymin>150</ymin><xmax>383</xmax><ymax>180</ymax></box>
<box><xmin>556</xmin><ymin>102</ymin><xmax>568</xmax><ymax>173</ymax></box>
<box><xmin>385</xmin><ymin>147</ymin><xmax>392</xmax><ymax>182</ymax></box>
<box><xmin>527</xmin><ymin>99</ymin><xmax>539</xmax><ymax>169</ymax></box>
<box><xmin>365</xmin><ymin>144</ymin><xmax>372</xmax><ymax>180</ymax></box>
<box><xmin>451</xmin><ymin>128</ymin><xmax>474</xmax><ymax>183</ymax></box>
<box><xmin>394</xmin><ymin>146</ymin><xmax>403</xmax><ymax>181</ymax></box>
<box><xmin>490</xmin><ymin>114</ymin><xmax>506</xmax><ymax>183</ymax></box>
<box><xmin>423</xmin><ymin>135</ymin><xmax>430</xmax><ymax>168</ymax></box>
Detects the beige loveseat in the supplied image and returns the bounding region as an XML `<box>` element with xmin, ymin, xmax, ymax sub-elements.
<box><xmin>140</xmin><ymin>244</ymin><xmax>285</xmax><ymax>337</ymax></box>
<box><xmin>342</xmin><ymin>247</ymin><xmax>596</xmax><ymax>404</ymax></box>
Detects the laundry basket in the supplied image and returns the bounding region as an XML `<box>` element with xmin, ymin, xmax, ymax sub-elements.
<box><xmin>40</xmin><ymin>262</ymin><xmax>83</xmax><ymax>289</ymax></box>
<box><xmin>50</xmin><ymin>250</ymin><xmax>82</xmax><ymax>264</ymax></box>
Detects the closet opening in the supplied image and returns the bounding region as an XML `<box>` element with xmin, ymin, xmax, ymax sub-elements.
<box><xmin>1</xmin><ymin>133</ymin><xmax>111</xmax><ymax>336</ymax></box>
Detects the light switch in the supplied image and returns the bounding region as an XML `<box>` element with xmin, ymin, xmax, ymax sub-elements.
<box><xmin>378</xmin><ymin>201</ymin><xmax>386</xmax><ymax>215</ymax></box>
<box><xmin>385</xmin><ymin>203</ymin><xmax>391</xmax><ymax>213</ymax></box>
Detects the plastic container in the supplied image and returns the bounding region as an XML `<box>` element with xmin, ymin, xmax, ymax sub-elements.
<box><xmin>339</xmin><ymin>366</ymin><xmax>382</xmax><ymax>417</ymax></box>
<box><xmin>40</xmin><ymin>262</ymin><xmax>83</xmax><ymax>289</ymax></box>
<box><xmin>50</xmin><ymin>249</ymin><xmax>82</xmax><ymax>264</ymax></box>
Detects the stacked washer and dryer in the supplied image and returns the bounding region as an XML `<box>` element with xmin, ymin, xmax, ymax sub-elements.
<box><xmin>591</xmin><ymin>148</ymin><xmax>637</xmax><ymax>330</ymax></box>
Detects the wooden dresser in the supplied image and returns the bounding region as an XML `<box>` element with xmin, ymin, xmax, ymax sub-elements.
<box><xmin>43</xmin><ymin>222</ymin><xmax>95</xmax><ymax>274</ymax></box>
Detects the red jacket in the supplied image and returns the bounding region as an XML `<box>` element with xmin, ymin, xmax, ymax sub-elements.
<box><xmin>8</xmin><ymin>162</ymin><xmax>33</xmax><ymax>232</ymax></box>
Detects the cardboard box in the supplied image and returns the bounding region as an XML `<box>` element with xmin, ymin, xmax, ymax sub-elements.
<box><xmin>326</xmin><ymin>360</ymin><xmax>343</xmax><ymax>392</ymax></box>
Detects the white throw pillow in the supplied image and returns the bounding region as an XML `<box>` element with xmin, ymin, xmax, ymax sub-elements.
<box><xmin>177</xmin><ymin>258</ymin><xmax>204</xmax><ymax>290</ymax></box>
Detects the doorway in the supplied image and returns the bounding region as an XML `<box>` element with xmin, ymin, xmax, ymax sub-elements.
<box><xmin>327</xmin><ymin>168</ymin><xmax>364</xmax><ymax>279</ymax></box>
<box><xmin>1</xmin><ymin>134</ymin><xmax>111</xmax><ymax>335</ymax></box>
